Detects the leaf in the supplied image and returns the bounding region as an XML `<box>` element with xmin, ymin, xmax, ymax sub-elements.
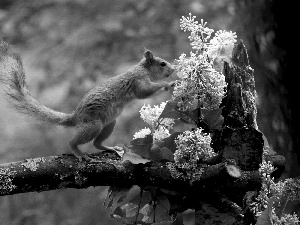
<box><xmin>182</xmin><ymin>209</ymin><xmax>195</xmax><ymax>225</ymax></box>
<box><xmin>120</xmin><ymin>213</ymin><xmax>144</xmax><ymax>225</ymax></box>
<box><xmin>121</xmin><ymin>203</ymin><xmax>139</xmax><ymax>218</ymax></box>
<box><xmin>159</xmin><ymin>101</ymin><xmax>183</xmax><ymax>120</ymax></box>
<box><xmin>106</xmin><ymin>186</ymin><xmax>175</xmax><ymax>224</ymax></box>
<box><xmin>104</xmin><ymin>186</ymin><xmax>142</xmax><ymax>216</ymax></box>
<box><xmin>122</xmin><ymin>147</ymin><xmax>151</xmax><ymax>164</ymax></box>
<box><xmin>202</xmin><ymin>107</ymin><xmax>224</xmax><ymax>130</ymax></box>
<box><xmin>130</xmin><ymin>189</ymin><xmax>152</xmax><ymax>207</ymax></box>
<box><xmin>162</xmin><ymin>132</ymin><xmax>181</xmax><ymax>153</ymax></box>
<box><xmin>114</xmin><ymin>206</ymin><xmax>126</xmax><ymax>218</ymax></box>
<box><xmin>256</xmin><ymin>197</ymin><xmax>274</xmax><ymax>225</ymax></box>
<box><xmin>112</xmin><ymin>214</ymin><xmax>129</xmax><ymax>225</ymax></box>
<box><xmin>150</xmin><ymin>147</ymin><xmax>175</xmax><ymax>162</ymax></box>
<box><xmin>146</xmin><ymin>132</ymin><xmax>183</xmax><ymax>162</ymax></box>
<box><xmin>104</xmin><ymin>187</ymin><xmax>114</xmax><ymax>208</ymax></box>
<box><xmin>121</xmin><ymin>185</ymin><xmax>141</xmax><ymax>206</ymax></box>
<box><xmin>159</xmin><ymin>101</ymin><xmax>199</xmax><ymax>125</ymax></box>
<box><xmin>178</xmin><ymin>108</ymin><xmax>200</xmax><ymax>125</ymax></box>
<box><xmin>142</xmin><ymin>196</ymin><xmax>172</xmax><ymax>223</ymax></box>
<box><xmin>105</xmin><ymin>186</ymin><xmax>154</xmax><ymax>224</ymax></box>
<box><xmin>104</xmin><ymin>186</ymin><xmax>126</xmax><ymax>209</ymax></box>
<box><xmin>104</xmin><ymin>186</ymin><xmax>132</xmax><ymax>214</ymax></box>
<box><xmin>159</xmin><ymin>101</ymin><xmax>178</xmax><ymax>117</ymax></box>
<box><xmin>140</xmin><ymin>203</ymin><xmax>155</xmax><ymax>223</ymax></box>
<box><xmin>122</xmin><ymin>135</ymin><xmax>153</xmax><ymax>164</ymax></box>
<box><xmin>130</xmin><ymin>134</ymin><xmax>153</xmax><ymax>150</ymax></box>
<box><xmin>155</xmin><ymin>132</ymin><xmax>182</xmax><ymax>153</ymax></box>
<box><xmin>123</xmin><ymin>189</ymin><xmax>153</xmax><ymax>224</ymax></box>
<box><xmin>171</xmin><ymin>214</ymin><xmax>185</xmax><ymax>225</ymax></box>
<box><xmin>159</xmin><ymin>147</ymin><xmax>175</xmax><ymax>162</ymax></box>
<box><xmin>156</xmin><ymin>195</ymin><xmax>171</xmax><ymax>216</ymax></box>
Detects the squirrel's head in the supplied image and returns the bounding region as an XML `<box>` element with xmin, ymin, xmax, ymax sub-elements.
<box><xmin>141</xmin><ymin>49</ymin><xmax>175</xmax><ymax>81</ymax></box>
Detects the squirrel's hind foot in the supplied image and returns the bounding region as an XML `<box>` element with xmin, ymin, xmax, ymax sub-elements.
<box><xmin>73</xmin><ymin>152</ymin><xmax>93</xmax><ymax>162</ymax></box>
<box><xmin>99</xmin><ymin>145</ymin><xmax>124</xmax><ymax>157</ymax></box>
<box><xmin>70</xmin><ymin>145</ymin><xmax>93</xmax><ymax>162</ymax></box>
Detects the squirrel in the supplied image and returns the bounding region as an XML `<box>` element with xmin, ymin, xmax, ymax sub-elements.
<box><xmin>0</xmin><ymin>40</ymin><xmax>175</xmax><ymax>160</ymax></box>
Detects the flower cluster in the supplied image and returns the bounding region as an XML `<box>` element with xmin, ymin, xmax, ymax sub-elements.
<box><xmin>253</xmin><ymin>160</ymin><xmax>276</xmax><ymax>215</ymax></box>
<box><xmin>174</xmin><ymin>13</ymin><xmax>237</xmax><ymax>111</ymax></box>
<box><xmin>271</xmin><ymin>178</ymin><xmax>300</xmax><ymax>204</ymax></box>
<box><xmin>252</xmin><ymin>154</ymin><xmax>300</xmax><ymax>224</ymax></box>
<box><xmin>207</xmin><ymin>30</ymin><xmax>237</xmax><ymax>60</ymax></box>
<box><xmin>133</xmin><ymin>128</ymin><xmax>151</xmax><ymax>139</ymax></box>
<box><xmin>271</xmin><ymin>178</ymin><xmax>300</xmax><ymax>225</ymax></box>
<box><xmin>179</xmin><ymin>13</ymin><xmax>214</xmax><ymax>51</ymax></box>
<box><xmin>133</xmin><ymin>102</ymin><xmax>174</xmax><ymax>143</ymax></box>
<box><xmin>273</xmin><ymin>212</ymin><xmax>300</xmax><ymax>225</ymax></box>
<box><xmin>174</xmin><ymin>128</ymin><xmax>216</xmax><ymax>179</ymax></box>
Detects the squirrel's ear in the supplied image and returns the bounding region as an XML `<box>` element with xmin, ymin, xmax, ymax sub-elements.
<box><xmin>144</xmin><ymin>48</ymin><xmax>154</xmax><ymax>63</ymax></box>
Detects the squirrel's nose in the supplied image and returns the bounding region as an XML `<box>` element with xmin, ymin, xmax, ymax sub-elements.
<box><xmin>169</xmin><ymin>64</ymin><xmax>175</xmax><ymax>72</ymax></box>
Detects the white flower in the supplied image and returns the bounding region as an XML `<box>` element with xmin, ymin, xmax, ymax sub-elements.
<box><xmin>133</xmin><ymin>102</ymin><xmax>175</xmax><ymax>143</ymax></box>
<box><xmin>174</xmin><ymin>128</ymin><xmax>216</xmax><ymax>166</ymax></box>
<box><xmin>179</xmin><ymin>13</ymin><xmax>214</xmax><ymax>52</ymax></box>
<box><xmin>174</xmin><ymin>14</ymin><xmax>229</xmax><ymax>111</ymax></box>
<box><xmin>153</xmin><ymin>126</ymin><xmax>171</xmax><ymax>143</ymax></box>
<box><xmin>133</xmin><ymin>128</ymin><xmax>151</xmax><ymax>139</ymax></box>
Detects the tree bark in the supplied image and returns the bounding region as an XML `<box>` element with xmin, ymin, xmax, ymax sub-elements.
<box><xmin>0</xmin><ymin>152</ymin><xmax>260</xmax><ymax>197</ymax></box>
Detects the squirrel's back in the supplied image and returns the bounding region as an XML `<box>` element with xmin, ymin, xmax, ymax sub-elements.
<box><xmin>0</xmin><ymin>41</ymin><xmax>174</xmax><ymax>128</ymax></box>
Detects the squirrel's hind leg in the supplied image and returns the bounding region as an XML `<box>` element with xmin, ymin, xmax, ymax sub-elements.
<box><xmin>93</xmin><ymin>120</ymin><xmax>123</xmax><ymax>157</ymax></box>
<box><xmin>93</xmin><ymin>120</ymin><xmax>116</xmax><ymax>151</ymax></box>
<box><xmin>69</xmin><ymin>123</ymin><xmax>101</xmax><ymax>160</ymax></box>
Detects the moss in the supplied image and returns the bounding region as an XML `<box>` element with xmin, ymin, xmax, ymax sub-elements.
<box><xmin>74</xmin><ymin>172</ymin><xmax>87</xmax><ymax>186</ymax></box>
<box><xmin>166</xmin><ymin>162</ymin><xmax>184</xmax><ymax>180</ymax></box>
<box><xmin>0</xmin><ymin>168</ymin><xmax>17</xmax><ymax>195</ymax></box>
<box><xmin>21</xmin><ymin>158</ymin><xmax>46</xmax><ymax>171</ymax></box>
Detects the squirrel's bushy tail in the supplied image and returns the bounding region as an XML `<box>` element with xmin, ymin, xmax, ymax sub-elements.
<box><xmin>0</xmin><ymin>40</ymin><xmax>74</xmax><ymax>127</ymax></box>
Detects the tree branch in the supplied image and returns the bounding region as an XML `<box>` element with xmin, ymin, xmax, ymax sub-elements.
<box><xmin>0</xmin><ymin>152</ymin><xmax>260</xmax><ymax>198</ymax></box>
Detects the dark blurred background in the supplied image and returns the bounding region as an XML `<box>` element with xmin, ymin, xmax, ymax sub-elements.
<box><xmin>0</xmin><ymin>0</ymin><xmax>298</xmax><ymax>224</ymax></box>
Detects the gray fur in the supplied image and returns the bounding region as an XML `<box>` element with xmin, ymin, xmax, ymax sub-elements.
<box><xmin>0</xmin><ymin>41</ymin><xmax>175</xmax><ymax>157</ymax></box>
<box><xmin>0</xmin><ymin>41</ymin><xmax>73</xmax><ymax>126</ymax></box>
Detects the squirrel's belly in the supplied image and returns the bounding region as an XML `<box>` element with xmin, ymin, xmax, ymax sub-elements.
<box><xmin>108</xmin><ymin>104</ymin><xmax>124</xmax><ymax>119</ymax></box>
<box><xmin>101</xmin><ymin>100</ymin><xmax>126</xmax><ymax>123</ymax></box>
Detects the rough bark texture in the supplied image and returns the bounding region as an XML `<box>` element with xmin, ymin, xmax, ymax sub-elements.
<box><xmin>205</xmin><ymin>40</ymin><xmax>265</xmax><ymax>224</ymax></box>
<box><xmin>0</xmin><ymin>152</ymin><xmax>260</xmax><ymax>197</ymax></box>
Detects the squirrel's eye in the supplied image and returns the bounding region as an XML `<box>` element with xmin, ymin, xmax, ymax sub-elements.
<box><xmin>160</xmin><ymin>62</ymin><xmax>166</xmax><ymax>67</ymax></box>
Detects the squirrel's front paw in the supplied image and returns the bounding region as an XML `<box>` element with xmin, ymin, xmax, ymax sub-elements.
<box><xmin>163</xmin><ymin>85</ymin><xmax>170</xmax><ymax>91</ymax></box>
<box><xmin>163</xmin><ymin>81</ymin><xmax>176</xmax><ymax>91</ymax></box>
<box><xmin>169</xmin><ymin>80</ymin><xmax>176</xmax><ymax>87</ymax></box>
